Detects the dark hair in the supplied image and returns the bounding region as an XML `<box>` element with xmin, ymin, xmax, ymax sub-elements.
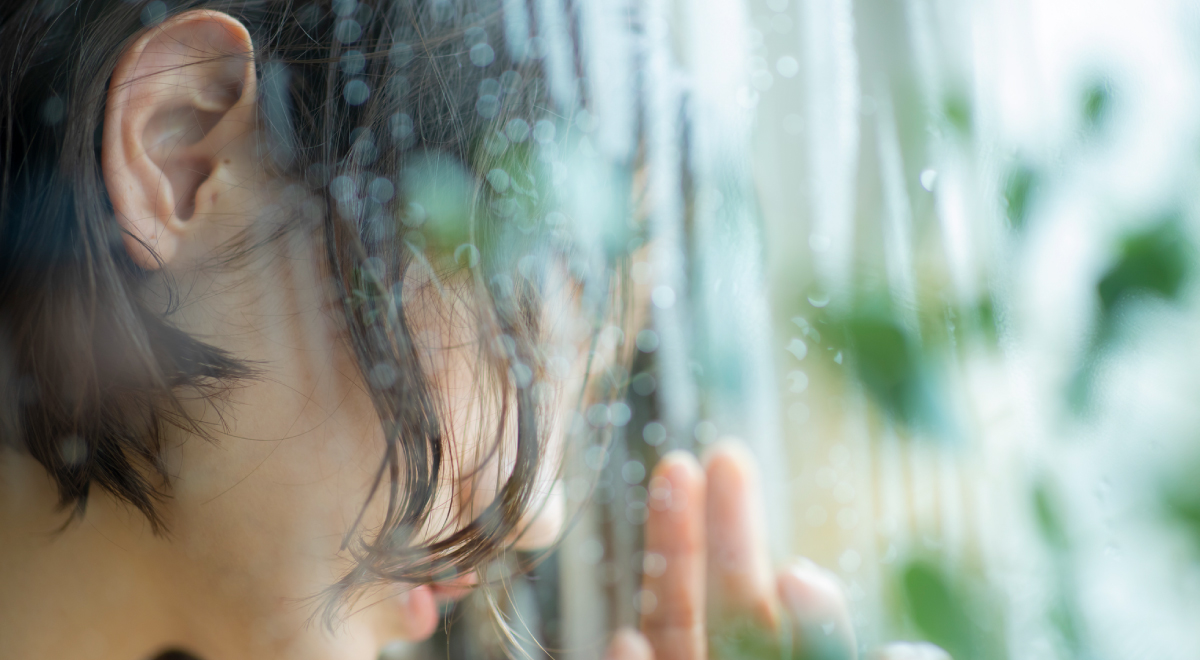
<box><xmin>0</xmin><ymin>0</ymin><xmax>597</xmax><ymax>614</ymax></box>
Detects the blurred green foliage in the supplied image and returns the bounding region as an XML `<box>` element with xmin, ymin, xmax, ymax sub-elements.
<box><xmin>1002</xmin><ymin>164</ymin><xmax>1037</xmax><ymax>231</ymax></box>
<box><xmin>795</xmin><ymin>289</ymin><xmax>1002</xmax><ymax>437</ymax></box>
<box><xmin>840</xmin><ymin>314</ymin><xmax>933</xmax><ymax>430</ymax></box>
<box><xmin>943</xmin><ymin>90</ymin><xmax>973</xmax><ymax>136</ymax></box>
<box><xmin>1160</xmin><ymin>453</ymin><xmax>1200</xmax><ymax>558</ymax></box>
<box><xmin>1033</xmin><ymin>480</ymin><xmax>1069</xmax><ymax>551</ymax></box>
<box><xmin>899</xmin><ymin>560</ymin><xmax>978</xmax><ymax>660</ymax></box>
<box><xmin>1081</xmin><ymin>79</ymin><xmax>1112</xmax><ymax>132</ymax></box>
<box><xmin>1096</xmin><ymin>218</ymin><xmax>1190</xmax><ymax>317</ymax></box>
<box><xmin>1070</xmin><ymin>218</ymin><xmax>1192</xmax><ymax>410</ymax></box>
<box><xmin>402</xmin><ymin>151</ymin><xmax>473</xmax><ymax>249</ymax></box>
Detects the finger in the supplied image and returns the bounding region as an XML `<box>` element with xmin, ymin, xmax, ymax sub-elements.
<box><xmin>640</xmin><ymin>451</ymin><xmax>706</xmax><ymax>660</ymax></box>
<box><xmin>778</xmin><ymin>560</ymin><xmax>857</xmax><ymax>660</ymax></box>
<box><xmin>703</xmin><ymin>441</ymin><xmax>777</xmax><ymax>630</ymax></box>
<box><xmin>869</xmin><ymin>642</ymin><xmax>951</xmax><ymax>660</ymax></box>
<box><xmin>606</xmin><ymin>628</ymin><xmax>655</xmax><ymax>660</ymax></box>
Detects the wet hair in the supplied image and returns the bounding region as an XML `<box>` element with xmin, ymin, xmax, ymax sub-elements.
<box><xmin>0</xmin><ymin>0</ymin><xmax>592</xmax><ymax>613</ymax></box>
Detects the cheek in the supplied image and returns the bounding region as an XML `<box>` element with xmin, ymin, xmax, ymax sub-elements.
<box><xmin>161</xmin><ymin>346</ymin><xmax>389</xmax><ymax>610</ymax></box>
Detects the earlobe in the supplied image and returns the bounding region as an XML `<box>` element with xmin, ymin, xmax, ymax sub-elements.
<box><xmin>102</xmin><ymin>10</ymin><xmax>256</xmax><ymax>270</ymax></box>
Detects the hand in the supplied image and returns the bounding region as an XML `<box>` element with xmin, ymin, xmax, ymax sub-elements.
<box><xmin>605</xmin><ymin>442</ymin><xmax>950</xmax><ymax>660</ymax></box>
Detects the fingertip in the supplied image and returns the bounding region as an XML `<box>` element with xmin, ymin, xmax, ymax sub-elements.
<box><xmin>778</xmin><ymin>559</ymin><xmax>847</xmax><ymax>618</ymax></box>
<box><xmin>700</xmin><ymin>439</ymin><xmax>757</xmax><ymax>486</ymax></box>
<box><xmin>605</xmin><ymin>628</ymin><xmax>654</xmax><ymax>660</ymax></box>
<box><xmin>652</xmin><ymin>450</ymin><xmax>705</xmax><ymax>492</ymax></box>
<box><xmin>778</xmin><ymin>560</ymin><xmax>857</xmax><ymax>659</ymax></box>
<box><xmin>700</xmin><ymin>436</ymin><xmax>752</xmax><ymax>467</ymax></box>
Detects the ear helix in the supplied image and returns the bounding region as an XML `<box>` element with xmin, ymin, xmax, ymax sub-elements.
<box><xmin>101</xmin><ymin>10</ymin><xmax>256</xmax><ymax>270</ymax></box>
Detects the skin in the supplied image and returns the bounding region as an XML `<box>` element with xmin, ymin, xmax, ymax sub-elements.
<box><xmin>0</xmin><ymin>9</ymin><xmax>942</xmax><ymax>660</ymax></box>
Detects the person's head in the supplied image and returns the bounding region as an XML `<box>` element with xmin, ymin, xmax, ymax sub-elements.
<box><xmin>0</xmin><ymin>0</ymin><xmax>611</xmax><ymax>656</ymax></box>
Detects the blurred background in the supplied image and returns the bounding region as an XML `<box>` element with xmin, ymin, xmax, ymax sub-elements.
<box><xmin>393</xmin><ymin>0</ymin><xmax>1200</xmax><ymax>658</ymax></box>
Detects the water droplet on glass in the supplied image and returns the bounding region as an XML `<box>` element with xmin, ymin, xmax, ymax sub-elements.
<box><xmin>585</xmin><ymin>445</ymin><xmax>609</xmax><ymax>470</ymax></box>
<box><xmin>505</xmin><ymin>118</ymin><xmax>530</xmax><ymax>143</ymax></box>
<box><xmin>486</xmin><ymin>168</ymin><xmax>511</xmax><ymax>193</ymax></box>
<box><xmin>651</xmin><ymin>285</ymin><xmax>676</xmax><ymax>309</ymax></box>
<box><xmin>329</xmin><ymin>175</ymin><xmax>358</xmax><ymax>202</ymax></box>
<box><xmin>335</xmin><ymin>19</ymin><xmax>363</xmax><ymax>44</ymax></box>
<box><xmin>470</xmin><ymin>43</ymin><xmax>496</xmax><ymax>67</ymax></box>
<box><xmin>787</xmin><ymin>370</ymin><xmax>809</xmax><ymax>393</ymax></box>
<box><xmin>694</xmin><ymin>421</ymin><xmax>718</xmax><ymax>444</ymax></box>
<box><xmin>370</xmin><ymin>362</ymin><xmax>398</xmax><ymax>388</ymax></box>
<box><xmin>510</xmin><ymin>362</ymin><xmax>533</xmax><ymax>388</ymax></box>
<box><xmin>476</xmin><ymin>94</ymin><xmax>499</xmax><ymax>118</ymax></box>
<box><xmin>340</xmin><ymin>50</ymin><xmax>366</xmax><ymax>75</ymax></box>
<box><xmin>626</xmin><ymin>501</ymin><xmax>649</xmax><ymax>525</ymax></box>
<box><xmin>464</xmin><ymin>25</ymin><xmax>488</xmax><ymax>47</ymax></box>
<box><xmin>786</xmin><ymin>337</ymin><xmax>808</xmax><ymax>360</ymax></box>
<box><xmin>807</xmin><ymin>291</ymin><xmax>831</xmax><ymax>308</ymax></box>
<box><xmin>642</xmin><ymin>551</ymin><xmax>667</xmax><ymax>577</ymax></box>
<box><xmin>59</xmin><ymin>435</ymin><xmax>87</xmax><ymax>466</ymax></box>
<box><xmin>610</xmin><ymin>402</ymin><xmax>632</xmax><ymax>427</ymax></box>
<box><xmin>453</xmin><ymin>243</ymin><xmax>479</xmax><ymax>268</ymax></box>
<box><xmin>643</xmin><ymin>421</ymin><xmax>667</xmax><ymax>446</ymax></box>
<box><xmin>634</xmin><ymin>589</ymin><xmax>657</xmax><ymax>614</ymax></box>
<box><xmin>632</xmin><ymin>372</ymin><xmax>656</xmax><ymax>396</ymax></box>
<box><xmin>41</xmin><ymin>96</ymin><xmax>64</xmax><ymax>125</ymax></box>
<box><xmin>368</xmin><ymin>177</ymin><xmax>394</xmax><ymax>202</ymax></box>
<box><xmin>622</xmin><ymin>460</ymin><xmax>646</xmax><ymax>485</ymax></box>
<box><xmin>587</xmin><ymin>403</ymin><xmax>611</xmax><ymax>427</ymax></box>
<box><xmin>636</xmin><ymin>329</ymin><xmax>660</xmax><ymax>353</ymax></box>
<box><xmin>344</xmin><ymin>79</ymin><xmax>370</xmax><ymax>105</ymax></box>
<box><xmin>533</xmin><ymin>119</ymin><xmax>556</xmax><ymax>143</ymax></box>
<box><xmin>140</xmin><ymin>0</ymin><xmax>166</xmax><ymax>26</ymax></box>
<box><xmin>776</xmin><ymin>55</ymin><xmax>800</xmax><ymax>78</ymax></box>
<box><xmin>770</xmin><ymin>13</ymin><xmax>794</xmax><ymax>34</ymax></box>
<box><xmin>388</xmin><ymin>112</ymin><xmax>414</xmax><ymax>141</ymax></box>
<box><xmin>920</xmin><ymin>168</ymin><xmax>938</xmax><ymax>191</ymax></box>
<box><xmin>389</xmin><ymin>42</ymin><xmax>413</xmax><ymax>67</ymax></box>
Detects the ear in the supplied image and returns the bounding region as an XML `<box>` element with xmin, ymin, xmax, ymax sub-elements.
<box><xmin>102</xmin><ymin>10</ymin><xmax>256</xmax><ymax>270</ymax></box>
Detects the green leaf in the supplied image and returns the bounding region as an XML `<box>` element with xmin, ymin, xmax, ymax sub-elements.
<box><xmin>1082</xmin><ymin>79</ymin><xmax>1113</xmax><ymax>131</ymax></box>
<box><xmin>1002</xmin><ymin>164</ymin><xmax>1037</xmax><ymax>230</ymax></box>
<box><xmin>1033</xmin><ymin>480</ymin><xmax>1069</xmax><ymax>551</ymax></box>
<box><xmin>900</xmin><ymin>560</ymin><xmax>975</xmax><ymax>660</ymax></box>
<box><xmin>841</xmin><ymin>315</ymin><xmax>934</xmax><ymax>431</ymax></box>
<box><xmin>1161</xmin><ymin>455</ymin><xmax>1200</xmax><ymax>556</ymax></box>
<box><xmin>1097</xmin><ymin>218</ymin><xmax>1191</xmax><ymax>315</ymax></box>
<box><xmin>944</xmin><ymin>91</ymin><xmax>973</xmax><ymax>136</ymax></box>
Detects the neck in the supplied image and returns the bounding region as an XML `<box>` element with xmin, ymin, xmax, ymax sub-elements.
<box><xmin>0</xmin><ymin>449</ymin><xmax>192</xmax><ymax>658</ymax></box>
